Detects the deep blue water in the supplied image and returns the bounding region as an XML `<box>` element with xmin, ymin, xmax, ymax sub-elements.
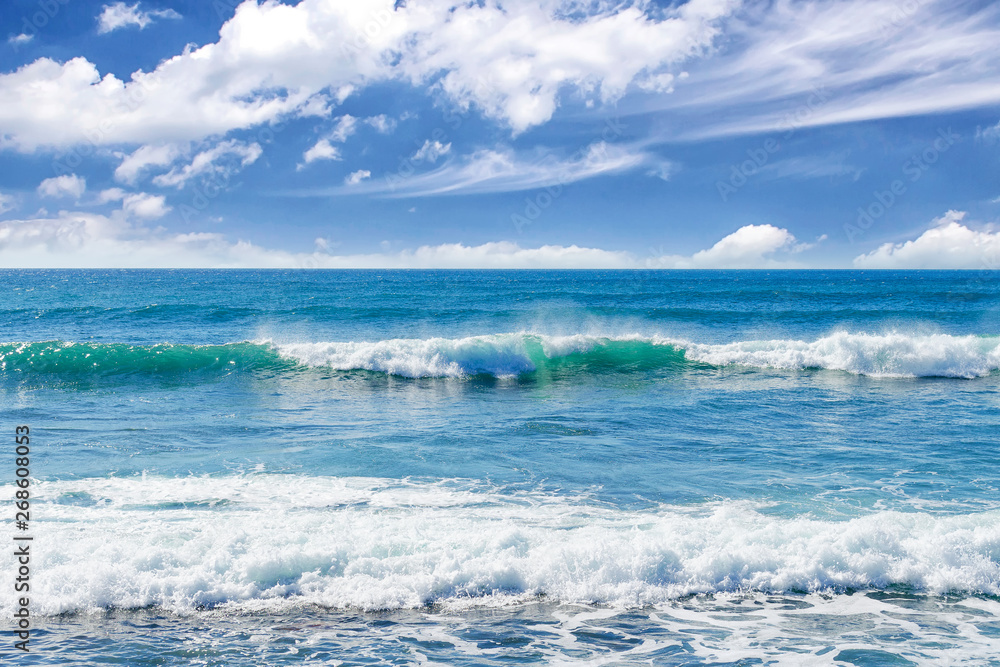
<box><xmin>2</xmin><ymin>270</ymin><xmax>999</xmax><ymax>665</ymax></box>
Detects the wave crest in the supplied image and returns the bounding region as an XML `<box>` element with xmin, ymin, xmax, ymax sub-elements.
<box><xmin>3</xmin><ymin>332</ymin><xmax>998</xmax><ymax>379</ymax></box>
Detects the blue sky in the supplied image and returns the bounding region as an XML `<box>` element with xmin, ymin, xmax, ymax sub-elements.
<box><xmin>1</xmin><ymin>0</ymin><xmax>999</xmax><ymax>268</ymax></box>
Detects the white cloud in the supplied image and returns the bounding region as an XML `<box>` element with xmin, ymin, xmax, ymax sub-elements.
<box><xmin>115</xmin><ymin>143</ymin><xmax>184</xmax><ymax>184</ymax></box>
<box><xmin>413</xmin><ymin>139</ymin><xmax>451</xmax><ymax>163</ymax></box>
<box><xmin>0</xmin><ymin>0</ymin><xmax>737</xmax><ymax>151</ymax></box>
<box><xmin>978</xmin><ymin>120</ymin><xmax>1000</xmax><ymax>143</ymax></box>
<box><xmin>364</xmin><ymin>114</ymin><xmax>396</xmax><ymax>134</ymax></box>
<box><xmin>640</xmin><ymin>0</ymin><xmax>1000</xmax><ymax>140</ymax></box>
<box><xmin>650</xmin><ymin>224</ymin><xmax>810</xmax><ymax>269</ymax></box>
<box><xmin>328</xmin><ymin>115</ymin><xmax>358</xmax><ymax>143</ymax></box>
<box><xmin>97</xmin><ymin>2</ymin><xmax>182</xmax><ymax>34</ymax></box>
<box><xmin>757</xmin><ymin>154</ymin><xmax>864</xmax><ymax>182</ymax></box>
<box><xmin>0</xmin><ymin>213</ymin><xmax>817</xmax><ymax>269</ymax></box>
<box><xmin>853</xmin><ymin>211</ymin><xmax>1000</xmax><ymax>269</ymax></box>
<box><xmin>37</xmin><ymin>174</ymin><xmax>86</xmax><ymax>199</ymax></box>
<box><xmin>371</xmin><ymin>242</ymin><xmax>635</xmax><ymax>269</ymax></box>
<box><xmin>99</xmin><ymin>188</ymin><xmax>127</xmax><ymax>203</ymax></box>
<box><xmin>0</xmin><ymin>193</ymin><xmax>17</xmax><ymax>215</ymax></box>
<box><xmin>345</xmin><ymin>170</ymin><xmax>371</xmax><ymax>185</ymax></box>
<box><xmin>399</xmin><ymin>0</ymin><xmax>737</xmax><ymax>133</ymax></box>
<box><xmin>330</xmin><ymin>141</ymin><xmax>648</xmax><ymax>197</ymax></box>
<box><xmin>8</xmin><ymin>33</ymin><xmax>33</xmax><ymax>46</ymax></box>
<box><xmin>0</xmin><ymin>211</ymin><xmax>284</xmax><ymax>268</ymax></box>
<box><xmin>0</xmin><ymin>0</ymin><xmax>998</xmax><ymax>153</ymax></box>
<box><xmin>298</xmin><ymin>139</ymin><xmax>342</xmax><ymax>170</ymax></box>
<box><xmin>646</xmin><ymin>162</ymin><xmax>676</xmax><ymax>181</ymax></box>
<box><xmin>0</xmin><ymin>211</ymin><xmax>636</xmax><ymax>268</ymax></box>
<box><xmin>123</xmin><ymin>193</ymin><xmax>171</xmax><ymax>219</ymax></box>
<box><xmin>152</xmin><ymin>140</ymin><xmax>261</xmax><ymax>188</ymax></box>
<box><xmin>97</xmin><ymin>188</ymin><xmax>171</xmax><ymax>219</ymax></box>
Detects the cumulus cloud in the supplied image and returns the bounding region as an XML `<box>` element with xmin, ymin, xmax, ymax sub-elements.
<box><xmin>97</xmin><ymin>2</ymin><xmax>182</xmax><ymax>34</ymax></box>
<box><xmin>853</xmin><ymin>211</ymin><xmax>1000</xmax><ymax>269</ymax></box>
<box><xmin>364</xmin><ymin>114</ymin><xmax>396</xmax><ymax>134</ymax></box>
<box><xmin>328</xmin><ymin>115</ymin><xmax>358</xmax><ymax>143</ymax></box>
<box><xmin>122</xmin><ymin>193</ymin><xmax>170</xmax><ymax>219</ymax></box>
<box><xmin>298</xmin><ymin>139</ymin><xmax>342</xmax><ymax>170</ymax></box>
<box><xmin>115</xmin><ymin>143</ymin><xmax>184</xmax><ymax>184</ymax></box>
<box><xmin>650</xmin><ymin>224</ymin><xmax>812</xmax><ymax>268</ymax></box>
<box><xmin>152</xmin><ymin>140</ymin><xmax>261</xmax><ymax>188</ymax></box>
<box><xmin>0</xmin><ymin>0</ymin><xmax>996</xmax><ymax>154</ymax></box>
<box><xmin>37</xmin><ymin>174</ymin><xmax>86</xmax><ymax>199</ymax></box>
<box><xmin>345</xmin><ymin>170</ymin><xmax>371</xmax><ymax>185</ymax></box>
<box><xmin>413</xmin><ymin>140</ymin><xmax>451</xmax><ymax>163</ymax></box>
<box><xmin>4</xmin><ymin>0</ymin><xmax>996</xmax><ymax>154</ymax></box>
<box><xmin>98</xmin><ymin>188</ymin><xmax>171</xmax><ymax>219</ymax></box>
<box><xmin>98</xmin><ymin>188</ymin><xmax>126</xmax><ymax>203</ymax></box>
<box><xmin>8</xmin><ymin>34</ymin><xmax>33</xmax><ymax>46</ymax></box>
<box><xmin>978</xmin><ymin>120</ymin><xmax>1000</xmax><ymax>143</ymax></box>
<box><xmin>0</xmin><ymin>193</ymin><xmax>17</xmax><ymax>214</ymax></box>
<box><xmin>0</xmin><ymin>0</ymin><xmax>736</xmax><ymax>151</ymax></box>
<box><xmin>400</xmin><ymin>0</ymin><xmax>737</xmax><ymax>133</ymax></box>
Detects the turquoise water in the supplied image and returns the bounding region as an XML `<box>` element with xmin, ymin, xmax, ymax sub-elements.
<box><xmin>2</xmin><ymin>270</ymin><xmax>1000</xmax><ymax>665</ymax></box>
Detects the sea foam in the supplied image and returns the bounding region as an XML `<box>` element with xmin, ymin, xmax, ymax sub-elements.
<box><xmin>273</xmin><ymin>331</ymin><xmax>1000</xmax><ymax>378</ymax></box>
<box><xmin>4</xmin><ymin>475</ymin><xmax>999</xmax><ymax>615</ymax></box>
<box><xmin>682</xmin><ymin>331</ymin><xmax>1000</xmax><ymax>378</ymax></box>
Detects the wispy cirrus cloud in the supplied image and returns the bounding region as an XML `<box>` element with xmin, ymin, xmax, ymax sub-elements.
<box><xmin>316</xmin><ymin>142</ymin><xmax>651</xmax><ymax>197</ymax></box>
<box><xmin>633</xmin><ymin>0</ymin><xmax>1000</xmax><ymax>140</ymax></box>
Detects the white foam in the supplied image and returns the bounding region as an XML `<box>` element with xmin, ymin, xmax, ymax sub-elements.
<box><xmin>682</xmin><ymin>331</ymin><xmax>1000</xmax><ymax>378</ymax></box>
<box><xmin>266</xmin><ymin>331</ymin><xmax>1000</xmax><ymax>378</ymax></box>
<box><xmin>273</xmin><ymin>335</ymin><xmax>538</xmax><ymax>378</ymax></box>
<box><xmin>4</xmin><ymin>475</ymin><xmax>1000</xmax><ymax>615</ymax></box>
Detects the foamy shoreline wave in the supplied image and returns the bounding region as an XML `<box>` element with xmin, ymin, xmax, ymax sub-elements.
<box><xmin>2</xmin><ymin>475</ymin><xmax>999</xmax><ymax>615</ymax></box>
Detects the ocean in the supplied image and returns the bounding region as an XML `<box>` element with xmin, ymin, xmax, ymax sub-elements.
<box><xmin>2</xmin><ymin>269</ymin><xmax>999</xmax><ymax>665</ymax></box>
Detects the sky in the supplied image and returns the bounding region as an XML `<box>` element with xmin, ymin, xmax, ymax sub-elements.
<box><xmin>1</xmin><ymin>0</ymin><xmax>999</xmax><ymax>269</ymax></box>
